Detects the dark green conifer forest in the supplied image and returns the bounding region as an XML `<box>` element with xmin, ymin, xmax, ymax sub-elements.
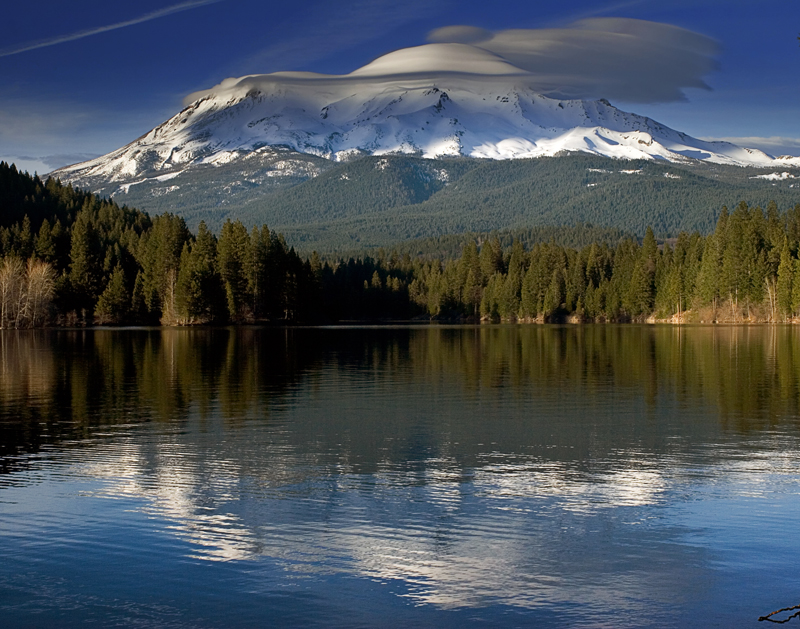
<box><xmin>1</xmin><ymin>161</ymin><xmax>800</xmax><ymax>327</ymax></box>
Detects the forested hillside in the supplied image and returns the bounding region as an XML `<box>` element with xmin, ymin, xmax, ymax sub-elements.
<box><xmin>3</xmin><ymin>161</ymin><xmax>800</xmax><ymax>327</ymax></box>
<box><xmin>107</xmin><ymin>153</ymin><xmax>800</xmax><ymax>252</ymax></box>
<box><xmin>0</xmin><ymin>162</ymin><xmax>315</xmax><ymax>327</ymax></box>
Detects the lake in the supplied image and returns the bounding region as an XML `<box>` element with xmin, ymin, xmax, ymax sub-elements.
<box><xmin>1</xmin><ymin>325</ymin><xmax>799</xmax><ymax>628</ymax></box>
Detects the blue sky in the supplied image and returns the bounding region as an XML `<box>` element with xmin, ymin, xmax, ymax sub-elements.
<box><xmin>1</xmin><ymin>0</ymin><xmax>798</xmax><ymax>175</ymax></box>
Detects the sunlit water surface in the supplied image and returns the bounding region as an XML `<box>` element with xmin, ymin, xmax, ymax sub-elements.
<box><xmin>1</xmin><ymin>326</ymin><xmax>799</xmax><ymax>628</ymax></box>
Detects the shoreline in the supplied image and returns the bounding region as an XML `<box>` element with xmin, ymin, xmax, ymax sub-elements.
<box><xmin>7</xmin><ymin>317</ymin><xmax>800</xmax><ymax>330</ymax></box>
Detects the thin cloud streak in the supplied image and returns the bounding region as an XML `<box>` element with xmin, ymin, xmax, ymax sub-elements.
<box><xmin>22</xmin><ymin>154</ymin><xmax>104</xmax><ymax>169</ymax></box>
<box><xmin>701</xmin><ymin>136</ymin><xmax>800</xmax><ymax>157</ymax></box>
<box><xmin>564</xmin><ymin>0</ymin><xmax>648</xmax><ymax>22</ymax></box>
<box><xmin>0</xmin><ymin>0</ymin><xmax>224</xmax><ymax>58</ymax></box>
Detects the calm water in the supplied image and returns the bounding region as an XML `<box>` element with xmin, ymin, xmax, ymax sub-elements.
<box><xmin>1</xmin><ymin>325</ymin><xmax>800</xmax><ymax>628</ymax></box>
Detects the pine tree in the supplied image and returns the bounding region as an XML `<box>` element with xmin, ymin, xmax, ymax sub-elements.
<box><xmin>174</xmin><ymin>243</ymin><xmax>194</xmax><ymax>324</ymax></box>
<box><xmin>34</xmin><ymin>219</ymin><xmax>56</xmax><ymax>261</ymax></box>
<box><xmin>217</xmin><ymin>219</ymin><xmax>250</xmax><ymax>321</ymax></box>
<box><xmin>564</xmin><ymin>249</ymin><xmax>585</xmax><ymax>313</ymax></box>
<box><xmin>642</xmin><ymin>227</ymin><xmax>658</xmax><ymax>274</ymax></box>
<box><xmin>94</xmin><ymin>264</ymin><xmax>129</xmax><ymax>324</ymax></box>
<box><xmin>246</xmin><ymin>225</ymin><xmax>269</xmax><ymax>318</ymax></box>
<box><xmin>68</xmin><ymin>209</ymin><xmax>102</xmax><ymax>316</ymax></box>
<box><xmin>264</xmin><ymin>231</ymin><xmax>292</xmax><ymax>320</ymax></box>
<box><xmin>18</xmin><ymin>215</ymin><xmax>34</xmax><ymax>260</ymax></box>
<box><xmin>426</xmin><ymin>263</ymin><xmax>444</xmax><ymax>316</ymax></box>
<box><xmin>623</xmin><ymin>232</ymin><xmax>655</xmax><ymax>317</ymax></box>
<box><xmin>479</xmin><ymin>237</ymin><xmax>503</xmax><ymax>278</ymax></box>
<box><xmin>543</xmin><ymin>269</ymin><xmax>565</xmax><ymax>319</ymax></box>
<box><xmin>626</xmin><ymin>258</ymin><xmax>653</xmax><ymax>316</ymax></box>
<box><xmin>776</xmin><ymin>237</ymin><xmax>794</xmax><ymax>320</ymax></box>
<box><xmin>459</xmin><ymin>241</ymin><xmax>482</xmax><ymax>316</ymax></box>
<box><xmin>791</xmin><ymin>259</ymin><xmax>800</xmax><ymax>318</ymax></box>
<box><xmin>694</xmin><ymin>233</ymin><xmax>722</xmax><ymax>317</ymax></box>
<box><xmin>520</xmin><ymin>260</ymin><xmax>539</xmax><ymax>318</ymax></box>
<box><xmin>137</xmin><ymin>213</ymin><xmax>190</xmax><ymax>320</ymax></box>
<box><xmin>50</xmin><ymin>220</ymin><xmax>68</xmax><ymax>268</ymax></box>
<box><xmin>720</xmin><ymin>204</ymin><xmax>747</xmax><ymax>320</ymax></box>
<box><xmin>740</xmin><ymin>205</ymin><xmax>770</xmax><ymax>313</ymax></box>
<box><xmin>497</xmin><ymin>240</ymin><xmax>525</xmax><ymax>318</ymax></box>
<box><xmin>480</xmin><ymin>273</ymin><xmax>502</xmax><ymax>321</ymax></box>
<box><xmin>174</xmin><ymin>222</ymin><xmax>225</xmax><ymax>324</ymax></box>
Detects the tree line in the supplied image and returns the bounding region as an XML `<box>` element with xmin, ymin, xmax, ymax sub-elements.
<box><xmin>2</xmin><ymin>161</ymin><xmax>800</xmax><ymax>326</ymax></box>
<box><xmin>0</xmin><ymin>162</ymin><xmax>316</xmax><ymax>326</ymax></box>
<box><xmin>391</xmin><ymin>200</ymin><xmax>800</xmax><ymax>323</ymax></box>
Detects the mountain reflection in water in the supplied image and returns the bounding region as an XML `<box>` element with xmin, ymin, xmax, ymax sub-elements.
<box><xmin>1</xmin><ymin>325</ymin><xmax>799</xmax><ymax>627</ymax></box>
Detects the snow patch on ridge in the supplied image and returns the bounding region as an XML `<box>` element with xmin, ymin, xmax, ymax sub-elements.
<box><xmin>751</xmin><ymin>171</ymin><xmax>797</xmax><ymax>181</ymax></box>
<box><xmin>51</xmin><ymin>78</ymin><xmax>797</xmax><ymax>190</ymax></box>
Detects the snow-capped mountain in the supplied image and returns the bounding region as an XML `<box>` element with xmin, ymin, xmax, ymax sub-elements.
<box><xmin>51</xmin><ymin>44</ymin><xmax>799</xmax><ymax>192</ymax></box>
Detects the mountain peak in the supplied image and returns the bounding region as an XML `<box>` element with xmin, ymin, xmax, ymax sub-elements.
<box><xmin>50</xmin><ymin>79</ymin><xmax>798</xmax><ymax>189</ymax></box>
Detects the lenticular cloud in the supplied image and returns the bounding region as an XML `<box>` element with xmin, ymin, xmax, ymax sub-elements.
<box><xmin>187</xmin><ymin>18</ymin><xmax>718</xmax><ymax>106</ymax></box>
<box><xmin>428</xmin><ymin>18</ymin><xmax>719</xmax><ymax>103</ymax></box>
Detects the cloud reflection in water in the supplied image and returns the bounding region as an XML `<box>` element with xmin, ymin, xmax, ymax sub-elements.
<box><xmin>81</xmin><ymin>435</ymin><xmax>684</xmax><ymax>613</ymax></box>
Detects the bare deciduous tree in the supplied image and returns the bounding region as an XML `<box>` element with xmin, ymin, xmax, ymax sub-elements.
<box><xmin>0</xmin><ymin>257</ymin><xmax>55</xmax><ymax>329</ymax></box>
<box><xmin>26</xmin><ymin>259</ymin><xmax>56</xmax><ymax>328</ymax></box>
<box><xmin>0</xmin><ymin>258</ymin><xmax>25</xmax><ymax>329</ymax></box>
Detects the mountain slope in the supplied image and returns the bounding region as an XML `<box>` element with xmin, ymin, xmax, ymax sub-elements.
<box><xmin>46</xmin><ymin>46</ymin><xmax>800</xmax><ymax>252</ymax></box>
<box><xmin>52</xmin><ymin>65</ymin><xmax>799</xmax><ymax>193</ymax></box>
<box><xmin>259</xmin><ymin>155</ymin><xmax>800</xmax><ymax>252</ymax></box>
<box><xmin>63</xmin><ymin>152</ymin><xmax>799</xmax><ymax>252</ymax></box>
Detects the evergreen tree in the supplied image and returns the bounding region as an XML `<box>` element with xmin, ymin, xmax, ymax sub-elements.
<box><xmin>622</xmin><ymin>233</ymin><xmax>655</xmax><ymax>317</ymax></box>
<box><xmin>246</xmin><ymin>225</ymin><xmax>270</xmax><ymax>318</ymax></box>
<box><xmin>217</xmin><ymin>219</ymin><xmax>250</xmax><ymax>321</ymax></box>
<box><xmin>776</xmin><ymin>237</ymin><xmax>794</xmax><ymax>320</ymax></box>
<box><xmin>720</xmin><ymin>204</ymin><xmax>747</xmax><ymax>320</ymax></box>
<box><xmin>740</xmin><ymin>205</ymin><xmax>770</xmax><ymax>313</ymax></box>
<box><xmin>543</xmin><ymin>269</ymin><xmax>565</xmax><ymax>319</ymax></box>
<box><xmin>137</xmin><ymin>213</ymin><xmax>190</xmax><ymax>320</ymax></box>
<box><xmin>34</xmin><ymin>219</ymin><xmax>56</xmax><ymax>261</ymax></box>
<box><xmin>68</xmin><ymin>209</ymin><xmax>102</xmax><ymax>316</ymax></box>
<box><xmin>694</xmin><ymin>233</ymin><xmax>721</xmax><ymax>316</ymax></box>
<box><xmin>791</xmin><ymin>259</ymin><xmax>800</xmax><ymax>318</ymax></box>
<box><xmin>18</xmin><ymin>215</ymin><xmax>34</xmax><ymax>260</ymax></box>
<box><xmin>174</xmin><ymin>222</ymin><xmax>225</xmax><ymax>324</ymax></box>
<box><xmin>564</xmin><ymin>249</ymin><xmax>585</xmax><ymax>313</ymax></box>
<box><xmin>425</xmin><ymin>263</ymin><xmax>444</xmax><ymax>316</ymax></box>
<box><xmin>460</xmin><ymin>241</ymin><xmax>483</xmax><ymax>316</ymax></box>
<box><xmin>95</xmin><ymin>264</ymin><xmax>129</xmax><ymax>324</ymax></box>
<box><xmin>479</xmin><ymin>237</ymin><xmax>503</xmax><ymax>278</ymax></box>
<box><xmin>496</xmin><ymin>240</ymin><xmax>525</xmax><ymax>318</ymax></box>
<box><xmin>642</xmin><ymin>227</ymin><xmax>658</xmax><ymax>273</ymax></box>
<box><xmin>626</xmin><ymin>258</ymin><xmax>653</xmax><ymax>316</ymax></box>
<box><xmin>480</xmin><ymin>273</ymin><xmax>502</xmax><ymax>321</ymax></box>
<box><xmin>520</xmin><ymin>258</ymin><xmax>541</xmax><ymax>318</ymax></box>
